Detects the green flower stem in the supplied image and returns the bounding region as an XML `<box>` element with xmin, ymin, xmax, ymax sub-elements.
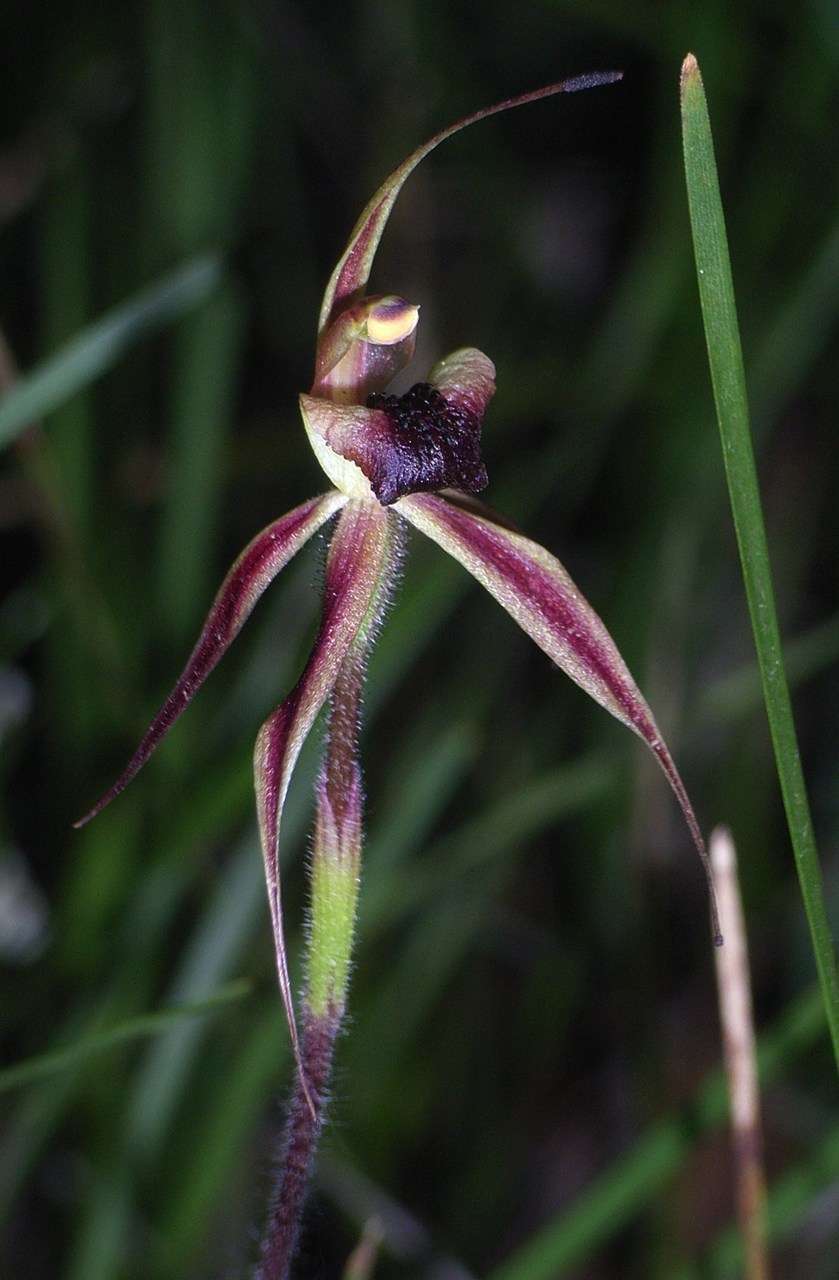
<box><xmin>680</xmin><ymin>53</ymin><xmax>839</xmax><ymax>1068</ymax></box>
<box><xmin>308</xmin><ymin>856</ymin><xmax>360</xmax><ymax>1019</ymax></box>
<box><xmin>256</xmin><ymin>659</ymin><xmax>365</xmax><ymax>1280</ymax></box>
<box><xmin>307</xmin><ymin>651</ymin><xmax>365</xmax><ymax>1019</ymax></box>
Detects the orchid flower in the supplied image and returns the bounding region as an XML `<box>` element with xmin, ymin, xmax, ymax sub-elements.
<box><xmin>77</xmin><ymin>71</ymin><xmax>720</xmax><ymax>1278</ymax></box>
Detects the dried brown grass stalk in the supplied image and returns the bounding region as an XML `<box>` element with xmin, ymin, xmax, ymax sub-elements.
<box><xmin>711</xmin><ymin>825</ymin><xmax>770</xmax><ymax>1280</ymax></box>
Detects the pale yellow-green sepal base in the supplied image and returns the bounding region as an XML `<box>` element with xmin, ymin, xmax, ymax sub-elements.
<box><xmin>308</xmin><ymin>848</ymin><xmax>361</xmax><ymax>1019</ymax></box>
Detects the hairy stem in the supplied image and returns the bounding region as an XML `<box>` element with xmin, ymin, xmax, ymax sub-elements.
<box><xmin>254</xmin><ymin>1009</ymin><xmax>340</xmax><ymax>1280</ymax></box>
<box><xmin>256</xmin><ymin>524</ymin><xmax>397</xmax><ymax>1276</ymax></box>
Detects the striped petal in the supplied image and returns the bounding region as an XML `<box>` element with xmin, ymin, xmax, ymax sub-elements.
<box><xmin>396</xmin><ymin>491</ymin><xmax>721</xmax><ymax>942</ymax></box>
<box><xmin>75</xmin><ymin>492</ymin><xmax>345</xmax><ymax>827</ymax></box>
<box><xmin>317</xmin><ymin>72</ymin><xmax>622</xmax><ymax>336</ymax></box>
<box><xmin>253</xmin><ymin>500</ymin><xmax>395</xmax><ymax>1088</ymax></box>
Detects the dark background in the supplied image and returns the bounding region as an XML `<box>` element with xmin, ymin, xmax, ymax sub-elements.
<box><xmin>1</xmin><ymin>2</ymin><xmax>837</xmax><ymax>1277</ymax></box>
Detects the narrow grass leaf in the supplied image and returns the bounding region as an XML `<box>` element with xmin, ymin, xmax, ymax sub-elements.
<box><xmin>156</xmin><ymin>283</ymin><xmax>245</xmax><ymax>646</ymax></box>
<box><xmin>0</xmin><ymin>253</ymin><xmax>223</xmax><ymax>447</ymax></box>
<box><xmin>488</xmin><ymin>985</ymin><xmax>826</xmax><ymax>1280</ymax></box>
<box><xmin>680</xmin><ymin>52</ymin><xmax>839</xmax><ymax>1068</ymax></box>
<box><xmin>0</xmin><ymin>981</ymin><xmax>251</xmax><ymax>1095</ymax></box>
<box><xmin>672</xmin><ymin>1123</ymin><xmax>839</xmax><ymax>1278</ymax></box>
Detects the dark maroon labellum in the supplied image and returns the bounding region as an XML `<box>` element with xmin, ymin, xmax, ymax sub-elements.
<box><xmin>361</xmin><ymin>382</ymin><xmax>488</xmax><ymax>505</ymax></box>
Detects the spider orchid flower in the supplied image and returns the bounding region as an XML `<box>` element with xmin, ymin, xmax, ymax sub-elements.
<box><xmin>77</xmin><ymin>70</ymin><xmax>721</xmax><ymax>1279</ymax></box>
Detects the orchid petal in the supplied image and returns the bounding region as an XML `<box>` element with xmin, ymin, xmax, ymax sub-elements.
<box><xmin>75</xmin><ymin>492</ymin><xmax>346</xmax><ymax>828</ymax></box>
<box><xmin>395</xmin><ymin>491</ymin><xmax>721</xmax><ymax>941</ymax></box>
<box><xmin>429</xmin><ymin>347</ymin><xmax>496</xmax><ymax>423</ymax></box>
<box><xmin>317</xmin><ymin>72</ymin><xmax>623</xmax><ymax>335</ymax></box>
<box><xmin>300</xmin><ymin>346</ymin><xmax>495</xmax><ymax>506</ymax></box>
<box><xmin>253</xmin><ymin>500</ymin><xmax>395</xmax><ymax>1092</ymax></box>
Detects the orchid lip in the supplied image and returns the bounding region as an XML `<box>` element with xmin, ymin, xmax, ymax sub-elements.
<box><xmin>301</xmin><ymin>347</ymin><xmax>497</xmax><ymax>505</ymax></box>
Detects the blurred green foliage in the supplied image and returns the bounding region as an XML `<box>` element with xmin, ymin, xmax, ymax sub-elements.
<box><xmin>1</xmin><ymin>2</ymin><xmax>837</xmax><ymax>1277</ymax></box>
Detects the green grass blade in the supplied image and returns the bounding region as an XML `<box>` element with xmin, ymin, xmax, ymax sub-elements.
<box><xmin>698</xmin><ymin>611</ymin><xmax>839</xmax><ymax>727</ymax></box>
<box><xmin>672</xmin><ymin>1123</ymin><xmax>839</xmax><ymax>1278</ymax></box>
<box><xmin>157</xmin><ymin>1006</ymin><xmax>288</xmax><ymax>1272</ymax></box>
<box><xmin>487</xmin><ymin>986</ymin><xmax>825</xmax><ymax>1280</ymax></box>
<box><xmin>751</xmin><ymin>213</ymin><xmax>839</xmax><ymax>424</ymax></box>
<box><xmin>0</xmin><ymin>980</ymin><xmax>250</xmax><ymax>1095</ymax></box>
<box><xmin>680</xmin><ymin>52</ymin><xmax>839</xmax><ymax>1068</ymax></box>
<box><xmin>155</xmin><ymin>283</ymin><xmax>244</xmax><ymax>647</ymax></box>
<box><xmin>0</xmin><ymin>253</ymin><xmax>223</xmax><ymax>447</ymax></box>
